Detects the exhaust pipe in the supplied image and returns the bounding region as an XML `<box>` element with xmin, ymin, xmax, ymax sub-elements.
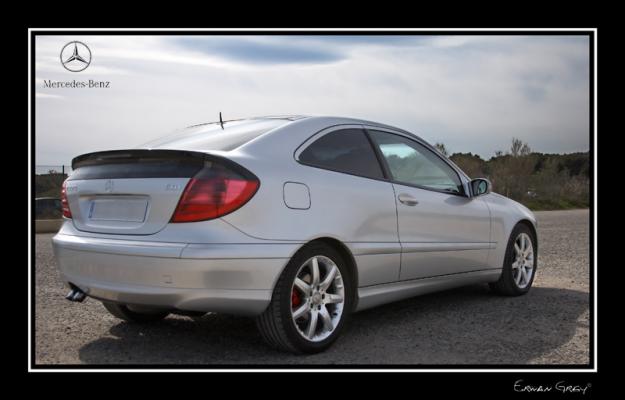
<box><xmin>65</xmin><ymin>286</ymin><xmax>87</xmax><ymax>302</ymax></box>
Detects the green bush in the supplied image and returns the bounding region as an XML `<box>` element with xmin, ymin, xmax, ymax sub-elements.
<box><xmin>449</xmin><ymin>139</ymin><xmax>589</xmax><ymax>211</ymax></box>
<box><xmin>35</xmin><ymin>173</ymin><xmax>67</xmax><ymax>198</ymax></box>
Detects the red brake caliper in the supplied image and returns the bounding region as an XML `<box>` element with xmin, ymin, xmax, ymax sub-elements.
<box><xmin>291</xmin><ymin>288</ymin><xmax>301</xmax><ymax>307</ymax></box>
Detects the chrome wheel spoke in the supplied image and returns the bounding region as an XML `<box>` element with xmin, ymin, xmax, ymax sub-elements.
<box><xmin>310</xmin><ymin>257</ymin><xmax>320</xmax><ymax>287</ymax></box>
<box><xmin>325</xmin><ymin>293</ymin><xmax>343</xmax><ymax>304</ymax></box>
<box><xmin>294</xmin><ymin>277</ymin><xmax>311</xmax><ymax>296</ymax></box>
<box><xmin>306</xmin><ymin>310</ymin><xmax>319</xmax><ymax>339</ymax></box>
<box><xmin>292</xmin><ymin>304</ymin><xmax>309</xmax><ymax>320</ymax></box>
<box><xmin>319</xmin><ymin>305</ymin><xmax>333</xmax><ymax>332</ymax></box>
<box><xmin>319</xmin><ymin>265</ymin><xmax>338</xmax><ymax>291</ymax></box>
<box><xmin>514</xmin><ymin>243</ymin><xmax>522</xmax><ymax>256</ymax></box>
<box><xmin>521</xmin><ymin>267</ymin><xmax>528</xmax><ymax>285</ymax></box>
<box><xmin>514</xmin><ymin>270</ymin><xmax>522</xmax><ymax>285</ymax></box>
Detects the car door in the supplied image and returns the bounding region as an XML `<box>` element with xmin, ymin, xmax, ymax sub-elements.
<box><xmin>367</xmin><ymin>128</ymin><xmax>492</xmax><ymax>280</ymax></box>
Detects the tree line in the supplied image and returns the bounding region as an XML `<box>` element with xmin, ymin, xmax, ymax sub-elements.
<box><xmin>435</xmin><ymin>139</ymin><xmax>590</xmax><ymax>210</ymax></box>
<box><xmin>35</xmin><ymin>172</ymin><xmax>67</xmax><ymax>198</ymax></box>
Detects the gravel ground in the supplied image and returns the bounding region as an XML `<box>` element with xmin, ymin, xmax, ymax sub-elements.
<box><xmin>34</xmin><ymin>209</ymin><xmax>591</xmax><ymax>365</ymax></box>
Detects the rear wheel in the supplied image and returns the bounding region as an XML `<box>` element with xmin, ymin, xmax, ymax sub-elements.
<box><xmin>256</xmin><ymin>243</ymin><xmax>353</xmax><ymax>353</ymax></box>
<box><xmin>103</xmin><ymin>302</ymin><xmax>170</xmax><ymax>323</ymax></box>
<box><xmin>490</xmin><ymin>223</ymin><xmax>537</xmax><ymax>296</ymax></box>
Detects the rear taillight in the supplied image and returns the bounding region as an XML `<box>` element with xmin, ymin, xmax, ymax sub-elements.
<box><xmin>61</xmin><ymin>179</ymin><xmax>72</xmax><ymax>218</ymax></box>
<box><xmin>170</xmin><ymin>161</ymin><xmax>259</xmax><ymax>223</ymax></box>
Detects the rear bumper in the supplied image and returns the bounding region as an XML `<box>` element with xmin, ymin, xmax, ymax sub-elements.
<box><xmin>52</xmin><ymin>233</ymin><xmax>298</xmax><ymax>316</ymax></box>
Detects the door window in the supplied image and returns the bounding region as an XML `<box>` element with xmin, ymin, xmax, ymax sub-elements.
<box><xmin>369</xmin><ymin>130</ymin><xmax>463</xmax><ymax>194</ymax></box>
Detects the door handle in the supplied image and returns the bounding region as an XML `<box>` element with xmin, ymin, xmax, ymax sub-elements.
<box><xmin>398</xmin><ymin>193</ymin><xmax>419</xmax><ymax>206</ymax></box>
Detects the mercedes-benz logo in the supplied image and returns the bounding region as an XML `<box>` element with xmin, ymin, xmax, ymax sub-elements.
<box><xmin>60</xmin><ymin>41</ymin><xmax>92</xmax><ymax>72</ymax></box>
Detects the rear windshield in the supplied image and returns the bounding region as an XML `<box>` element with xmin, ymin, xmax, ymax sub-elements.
<box><xmin>141</xmin><ymin>119</ymin><xmax>290</xmax><ymax>151</ymax></box>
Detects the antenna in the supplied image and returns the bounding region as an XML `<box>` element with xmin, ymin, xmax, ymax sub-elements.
<box><xmin>219</xmin><ymin>112</ymin><xmax>224</xmax><ymax>130</ymax></box>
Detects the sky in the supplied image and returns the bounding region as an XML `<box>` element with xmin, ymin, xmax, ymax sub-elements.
<box><xmin>35</xmin><ymin>35</ymin><xmax>590</xmax><ymax>166</ymax></box>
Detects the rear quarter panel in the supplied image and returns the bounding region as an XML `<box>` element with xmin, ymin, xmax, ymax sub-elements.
<box><xmin>221</xmin><ymin>153</ymin><xmax>399</xmax><ymax>244</ymax></box>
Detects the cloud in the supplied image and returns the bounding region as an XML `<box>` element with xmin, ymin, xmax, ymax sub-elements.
<box><xmin>174</xmin><ymin>36</ymin><xmax>346</xmax><ymax>65</ymax></box>
<box><xmin>34</xmin><ymin>35</ymin><xmax>590</xmax><ymax>165</ymax></box>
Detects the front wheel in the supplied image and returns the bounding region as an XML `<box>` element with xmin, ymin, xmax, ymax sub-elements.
<box><xmin>490</xmin><ymin>223</ymin><xmax>537</xmax><ymax>296</ymax></box>
<box><xmin>256</xmin><ymin>243</ymin><xmax>353</xmax><ymax>353</ymax></box>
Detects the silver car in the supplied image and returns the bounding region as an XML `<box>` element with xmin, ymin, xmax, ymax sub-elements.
<box><xmin>53</xmin><ymin>116</ymin><xmax>538</xmax><ymax>353</ymax></box>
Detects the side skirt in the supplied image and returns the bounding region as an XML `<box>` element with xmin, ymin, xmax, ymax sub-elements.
<box><xmin>355</xmin><ymin>269</ymin><xmax>502</xmax><ymax>312</ymax></box>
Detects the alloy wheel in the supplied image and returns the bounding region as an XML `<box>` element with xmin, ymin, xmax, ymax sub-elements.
<box><xmin>290</xmin><ymin>255</ymin><xmax>345</xmax><ymax>342</ymax></box>
<box><xmin>512</xmin><ymin>232</ymin><xmax>534</xmax><ymax>289</ymax></box>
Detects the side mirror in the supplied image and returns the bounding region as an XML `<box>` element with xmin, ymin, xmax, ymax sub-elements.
<box><xmin>470</xmin><ymin>178</ymin><xmax>491</xmax><ymax>197</ymax></box>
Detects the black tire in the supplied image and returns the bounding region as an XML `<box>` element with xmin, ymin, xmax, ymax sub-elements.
<box><xmin>103</xmin><ymin>302</ymin><xmax>170</xmax><ymax>323</ymax></box>
<box><xmin>256</xmin><ymin>243</ymin><xmax>354</xmax><ymax>354</ymax></box>
<box><xmin>489</xmin><ymin>223</ymin><xmax>537</xmax><ymax>296</ymax></box>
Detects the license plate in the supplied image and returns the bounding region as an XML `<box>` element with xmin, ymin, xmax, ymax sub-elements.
<box><xmin>88</xmin><ymin>198</ymin><xmax>148</xmax><ymax>222</ymax></box>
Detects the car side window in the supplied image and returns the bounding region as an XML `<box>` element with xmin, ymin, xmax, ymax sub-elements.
<box><xmin>368</xmin><ymin>130</ymin><xmax>463</xmax><ymax>194</ymax></box>
<box><xmin>299</xmin><ymin>128</ymin><xmax>384</xmax><ymax>179</ymax></box>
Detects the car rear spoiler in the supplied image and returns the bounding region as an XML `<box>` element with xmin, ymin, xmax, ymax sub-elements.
<box><xmin>69</xmin><ymin>149</ymin><xmax>209</xmax><ymax>180</ymax></box>
<box><xmin>69</xmin><ymin>149</ymin><xmax>252</xmax><ymax>181</ymax></box>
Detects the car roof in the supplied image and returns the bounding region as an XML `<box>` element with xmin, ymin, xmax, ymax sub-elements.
<box><xmin>185</xmin><ymin>115</ymin><xmax>308</xmax><ymax>129</ymax></box>
<box><xmin>303</xmin><ymin>115</ymin><xmax>416</xmax><ymax>132</ymax></box>
<box><xmin>186</xmin><ymin>115</ymin><xmax>416</xmax><ymax>137</ymax></box>
<box><xmin>273</xmin><ymin>115</ymin><xmax>426</xmax><ymax>143</ymax></box>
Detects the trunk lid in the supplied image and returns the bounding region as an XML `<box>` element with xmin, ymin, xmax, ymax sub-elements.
<box><xmin>65</xmin><ymin>149</ymin><xmax>207</xmax><ymax>235</ymax></box>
